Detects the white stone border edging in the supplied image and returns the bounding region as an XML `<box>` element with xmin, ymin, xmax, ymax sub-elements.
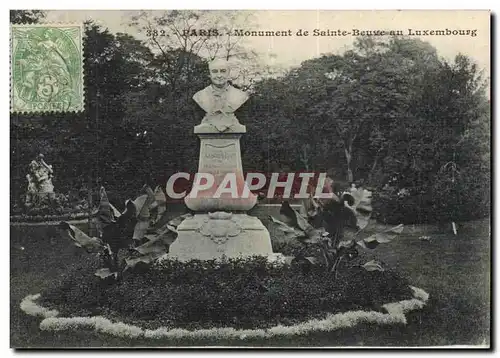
<box><xmin>20</xmin><ymin>286</ymin><xmax>429</xmax><ymax>340</ymax></box>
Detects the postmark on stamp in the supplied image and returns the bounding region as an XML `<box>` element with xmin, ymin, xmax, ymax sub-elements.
<box><xmin>10</xmin><ymin>23</ymin><xmax>84</xmax><ymax>113</ymax></box>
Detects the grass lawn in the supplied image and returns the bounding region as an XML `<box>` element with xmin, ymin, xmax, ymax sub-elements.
<box><xmin>10</xmin><ymin>219</ymin><xmax>490</xmax><ymax>348</ymax></box>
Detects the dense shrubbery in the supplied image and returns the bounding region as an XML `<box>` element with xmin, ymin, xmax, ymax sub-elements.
<box><xmin>372</xmin><ymin>188</ymin><xmax>433</xmax><ymax>225</ymax></box>
<box><xmin>373</xmin><ymin>178</ymin><xmax>490</xmax><ymax>225</ymax></box>
<box><xmin>272</xmin><ymin>240</ymin><xmax>314</xmax><ymax>258</ymax></box>
<box><xmin>10</xmin><ymin>192</ymin><xmax>90</xmax><ymax>221</ymax></box>
<box><xmin>40</xmin><ymin>256</ymin><xmax>413</xmax><ymax>330</ymax></box>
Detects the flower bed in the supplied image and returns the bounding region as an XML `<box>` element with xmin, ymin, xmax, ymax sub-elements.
<box><xmin>10</xmin><ymin>211</ymin><xmax>90</xmax><ymax>223</ymax></box>
<box><xmin>11</xmin><ymin>193</ymin><xmax>91</xmax><ymax>223</ymax></box>
<box><xmin>35</xmin><ymin>256</ymin><xmax>424</xmax><ymax>333</ymax></box>
<box><xmin>22</xmin><ymin>285</ymin><xmax>429</xmax><ymax>340</ymax></box>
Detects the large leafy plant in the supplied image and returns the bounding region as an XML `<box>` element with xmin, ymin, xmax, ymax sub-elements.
<box><xmin>58</xmin><ymin>185</ymin><xmax>187</xmax><ymax>280</ymax></box>
<box><xmin>271</xmin><ymin>187</ymin><xmax>403</xmax><ymax>275</ymax></box>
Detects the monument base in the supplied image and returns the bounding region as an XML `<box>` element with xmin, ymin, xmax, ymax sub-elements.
<box><xmin>168</xmin><ymin>212</ymin><xmax>274</xmax><ymax>261</ymax></box>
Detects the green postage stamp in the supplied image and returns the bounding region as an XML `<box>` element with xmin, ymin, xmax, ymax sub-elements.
<box><xmin>10</xmin><ymin>23</ymin><xmax>84</xmax><ymax>113</ymax></box>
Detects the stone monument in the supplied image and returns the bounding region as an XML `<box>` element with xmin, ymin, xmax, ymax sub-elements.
<box><xmin>169</xmin><ymin>59</ymin><xmax>274</xmax><ymax>261</ymax></box>
<box><xmin>25</xmin><ymin>153</ymin><xmax>55</xmax><ymax>208</ymax></box>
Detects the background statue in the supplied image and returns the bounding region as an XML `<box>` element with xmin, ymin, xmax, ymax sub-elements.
<box><xmin>193</xmin><ymin>59</ymin><xmax>248</xmax><ymax>132</ymax></box>
<box><xmin>25</xmin><ymin>153</ymin><xmax>55</xmax><ymax>207</ymax></box>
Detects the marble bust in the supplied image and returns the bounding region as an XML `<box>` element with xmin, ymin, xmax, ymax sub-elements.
<box><xmin>193</xmin><ymin>59</ymin><xmax>249</xmax><ymax>132</ymax></box>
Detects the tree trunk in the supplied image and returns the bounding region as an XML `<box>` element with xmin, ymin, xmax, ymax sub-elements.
<box><xmin>299</xmin><ymin>144</ymin><xmax>310</xmax><ymax>171</ymax></box>
<box><xmin>368</xmin><ymin>146</ymin><xmax>384</xmax><ymax>184</ymax></box>
<box><xmin>368</xmin><ymin>156</ymin><xmax>379</xmax><ymax>183</ymax></box>
<box><xmin>344</xmin><ymin>147</ymin><xmax>353</xmax><ymax>183</ymax></box>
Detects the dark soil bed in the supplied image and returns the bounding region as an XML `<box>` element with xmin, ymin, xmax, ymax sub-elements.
<box><xmin>39</xmin><ymin>255</ymin><xmax>414</xmax><ymax>331</ymax></box>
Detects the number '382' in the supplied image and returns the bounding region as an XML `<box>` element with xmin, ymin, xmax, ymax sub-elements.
<box><xmin>146</xmin><ymin>29</ymin><xmax>166</xmax><ymax>37</ymax></box>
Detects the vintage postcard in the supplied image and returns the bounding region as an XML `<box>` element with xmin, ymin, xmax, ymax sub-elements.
<box><xmin>9</xmin><ymin>10</ymin><xmax>491</xmax><ymax>348</ymax></box>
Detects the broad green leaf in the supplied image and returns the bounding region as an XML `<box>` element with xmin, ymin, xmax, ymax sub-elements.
<box><xmin>338</xmin><ymin>240</ymin><xmax>355</xmax><ymax>249</ymax></box>
<box><xmin>343</xmin><ymin>188</ymin><xmax>373</xmax><ymax>230</ymax></box>
<box><xmin>153</xmin><ymin>186</ymin><xmax>166</xmax><ymax>216</ymax></box>
<box><xmin>124</xmin><ymin>252</ymin><xmax>164</xmax><ymax>271</ymax></box>
<box><xmin>95</xmin><ymin>268</ymin><xmax>118</xmax><ymax>279</ymax></box>
<box><xmin>280</xmin><ymin>201</ymin><xmax>314</xmax><ymax>232</ymax></box>
<box><xmin>146</xmin><ymin>213</ymin><xmax>192</xmax><ymax>241</ymax></box>
<box><xmin>150</xmin><ymin>186</ymin><xmax>167</xmax><ymax>226</ymax></box>
<box><xmin>101</xmin><ymin>199</ymin><xmax>137</xmax><ymax>253</ymax></box>
<box><xmin>283</xmin><ymin>256</ymin><xmax>295</xmax><ymax>265</ymax></box>
<box><xmin>306</xmin><ymin>196</ymin><xmax>321</xmax><ymax>218</ymax></box>
<box><xmin>98</xmin><ymin>187</ymin><xmax>117</xmax><ymax>225</ymax></box>
<box><xmin>134</xmin><ymin>235</ymin><xmax>170</xmax><ymax>255</ymax></box>
<box><xmin>277</xmin><ymin>201</ymin><xmax>327</xmax><ymax>243</ymax></box>
<box><xmin>144</xmin><ymin>222</ymin><xmax>178</xmax><ymax>247</ymax></box>
<box><xmin>269</xmin><ymin>215</ymin><xmax>307</xmax><ymax>241</ymax></box>
<box><xmin>312</xmin><ymin>176</ymin><xmax>340</xmax><ymax>207</ymax></box>
<box><xmin>362</xmin><ymin>260</ymin><xmax>385</xmax><ymax>272</ymax></box>
<box><xmin>168</xmin><ymin>213</ymin><xmax>193</xmax><ymax>228</ymax></box>
<box><xmin>292</xmin><ymin>256</ymin><xmax>321</xmax><ymax>265</ymax></box>
<box><xmin>131</xmin><ymin>185</ymin><xmax>156</xmax><ymax>221</ymax></box>
<box><xmin>109</xmin><ymin>203</ymin><xmax>121</xmax><ymax>219</ymax></box>
<box><xmin>356</xmin><ymin>240</ymin><xmax>370</xmax><ymax>249</ymax></box>
<box><xmin>389</xmin><ymin>223</ymin><xmax>404</xmax><ymax>234</ymax></box>
<box><xmin>269</xmin><ymin>215</ymin><xmax>298</xmax><ymax>231</ymax></box>
<box><xmin>301</xmin><ymin>227</ymin><xmax>329</xmax><ymax>244</ymax></box>
<box><xmin>365</xmin><ymin>232</ymin><xmax>393</xmax><ymax>244</ymax></box>
<box><xmin>154</xmin><ymin>221</ymin><xmax>175</xmax><ymax>235</ymax></box>
<box><xmin>355</xmin><ymin>213</ymin><xmax>371</xmax><ymax>231</ymax></box>
<box><xmin>132</xmin><ymin>220</ymin><xmax>149</xmax><ymax>241</ymax></box>
<box><xmin>132</xmin><ymin>195</ymin><xmax>150</xmax><ymax>220</ymax></box>
<box><xmin>291</xmin><ymin>256</ymin><xmax>322</xmax><ymax>271</ymax></box>
<box><xmin>351</xmin><ymin>187</ymin><xmax>373</xmax><ymax>212</ymax></box>
<box><xmin>340</xmin><ymin>192</ymin><xmax>355</xmax><ymax>207</ymax></box>
<box><xmin>166</xmin><ymin>224</ymin><xmax>177</xmax><ymax>234</ymax></box>
<box><xmin>121</xmin><ymin>199</ymin><xmax>138</xmax><ymax>219</ymax></box>
<box><xmin>59</xmin><ymin>222</ymin><xmax>103</xmax><ymax>252</ymax></box>
<box><xmin>357</xmin><ymin>224</ymin><xmax>404</xmax><ymax>249</ymax></box>
<box><xmin>343</xmin><ymin>225</ymin><xmax>359</xmax><ymax>241</ymax></box>
<box><xmin>129</xmin><ymin>185</ymin><xmax>157</xmax><ymax>241</ymax></box>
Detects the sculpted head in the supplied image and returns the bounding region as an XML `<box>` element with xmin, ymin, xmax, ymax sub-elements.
<box><xmin>208</xmin><ymin>59</ymin><xmax>230</xmax><ymax>88</ymax></box>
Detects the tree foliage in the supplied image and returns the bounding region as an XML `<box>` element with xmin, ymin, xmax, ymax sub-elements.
<box><xmin>246</xmin><ymin>37</ymin><xmax>489</xmax><ymax>222</ymax></box>
<box><xmin>10</xmin><ymin>10</ymin><xmax>46</xmax><ymax>24</ymax></box>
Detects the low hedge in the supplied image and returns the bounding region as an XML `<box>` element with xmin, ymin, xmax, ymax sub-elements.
<box><xmin>40</xmin><ymin>255</ymin><xmax>413</xmax><ymax>331</ymax></box>
<box><xmin>10</xmin><ymin>212</ymin><xmax>90</xmax><ymax>223</ymax></box>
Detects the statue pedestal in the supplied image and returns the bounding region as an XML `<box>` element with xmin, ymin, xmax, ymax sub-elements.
<box><xmin>169</xmin><ymin>212</ymin><xmax>273</xmax><ymax>261</ymax></box>
<box><xmin>169</xmin><ymin>119</ymin><xmax>274</xmax><ymax>261</ymax></box>
<box><xmin>184</xmin><ymin>121</ymin><xmax>257</xmax><ymax>211</ymax></box>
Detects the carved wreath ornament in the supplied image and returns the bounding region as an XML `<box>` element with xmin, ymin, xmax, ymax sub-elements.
<box><xmin>199</xmin><ymin>212</ymin><xmax>242</xmax><ymax>247</ymax></box>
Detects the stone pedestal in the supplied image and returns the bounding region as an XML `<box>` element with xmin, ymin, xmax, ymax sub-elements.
<box><xmin>184</xmin><ymin>121</ymin><xmax>257</xmax><ymax>212</ymax></box>
<box><xmin>169</xmin><ymin>116</ymin><xmax>274</xmax><ymax>261</ymax></box>
<box><xmin>169</xmin><ymin>212</ymin><xmax>273</xmax><ymax>261</ymax></box>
